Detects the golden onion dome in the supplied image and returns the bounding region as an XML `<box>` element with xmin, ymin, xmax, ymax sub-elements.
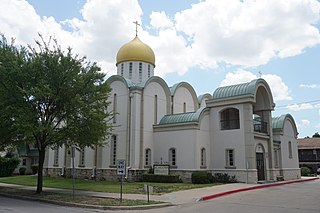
<box><xmin>116</xmin><ymin>36</ymin><xmax>155</xmax><ymax>67</ymax></box>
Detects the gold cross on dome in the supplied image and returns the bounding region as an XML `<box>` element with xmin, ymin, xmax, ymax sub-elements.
<box><xmin>133</xmin><ymin>21</ymin><xmax>140</xmax><ymax>36</ymax></box>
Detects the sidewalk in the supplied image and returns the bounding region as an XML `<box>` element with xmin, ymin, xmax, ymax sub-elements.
<box><xmin>0</xmin><ymin>176</ymin><xmax>318</xmax><ymax>205</ymax></box>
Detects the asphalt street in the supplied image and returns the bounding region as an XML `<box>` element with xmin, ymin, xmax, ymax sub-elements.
<box><xmin>0</xmin><ymin>179</ymin><xmax>319</xmax><ymax>213</ymax></box>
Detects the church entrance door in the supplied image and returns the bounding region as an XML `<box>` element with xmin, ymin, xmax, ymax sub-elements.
<box><xmin>256</xmin><ymin>152</ymin><xmax>265</xmax><ymax>181</ymax></box>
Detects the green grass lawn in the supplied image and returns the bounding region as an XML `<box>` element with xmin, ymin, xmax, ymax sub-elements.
<box><xmin>0</xmin><ymin>186</ymin><xmax>163</xmax><ymax>206</ymax></box>
<box><xmin>0</xmin><ymin>175</ymin><xmax>220</xmax><ymax>194</ymax></box>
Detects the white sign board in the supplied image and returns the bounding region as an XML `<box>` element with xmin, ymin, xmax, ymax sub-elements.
<box><xmin>117</xmin><ymin>159</ymin><xmax>126</xmax><ymax>176</ymax></box>
<box><xmin>153</xmin><ymin>165</ymin><xmax>170</xmax><ymax>175</ymax></box>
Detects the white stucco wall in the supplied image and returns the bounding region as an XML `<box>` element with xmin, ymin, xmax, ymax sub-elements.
<box><xmin>280</xmin><ymin>120</ymin><xmax>299</xmax><ymax>169</ymax></box>
<box><xmin>173</xmin><ymin>86</ymin><xmax>197</xmax><ymax>114</ymax></box>
<box><xmin>210</xmin><ymin>104</ymin><xmax>247</xmax><ymax>170</ymax></box>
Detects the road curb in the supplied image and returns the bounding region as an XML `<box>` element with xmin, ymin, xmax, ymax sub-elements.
<box><xmin>199</xmin><ymin>177</ymin><xmax>319</xmax><ymax>201</ymax></box>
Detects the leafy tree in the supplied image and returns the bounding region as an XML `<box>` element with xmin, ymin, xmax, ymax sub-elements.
<box><xmin>312</xmin><ymin>132</ymin><xmax>320</xmax><ymax>138</ymax></box>
<box><xmin>0</xmin><ymin>34</ymin><xmax>113</xmax><ymax>193</ymax></box>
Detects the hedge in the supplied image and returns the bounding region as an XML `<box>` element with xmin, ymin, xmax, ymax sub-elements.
<box><xmin>0</xmin><ymin>156</ymin><xmax>20</xmax><ymax>177</ymax></box>
<box><xmin>142</xmin><ymin>174</ymin><xmax>180</xmax><ymax>183</ymax></box>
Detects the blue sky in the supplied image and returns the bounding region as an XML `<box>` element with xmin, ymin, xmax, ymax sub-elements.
<box><xmin>1</xmin><ymin>0</ymin><xmax>320</xmax><ymax>138</ymax></box>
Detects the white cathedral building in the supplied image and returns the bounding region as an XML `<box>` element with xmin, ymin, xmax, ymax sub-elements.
<box><xmin>44</xmin><ymin>34</ymin><xmax>301</xmax><ymax>183</ymax></box>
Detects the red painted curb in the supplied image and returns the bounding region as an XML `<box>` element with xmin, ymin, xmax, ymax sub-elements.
<box><xmin>200</xmin><ymin>177</ymin><xmax>319</xmax><ymax>201</ymax></box>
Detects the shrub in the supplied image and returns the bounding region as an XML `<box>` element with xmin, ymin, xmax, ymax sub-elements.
<box><xmin>19</xmin><ymin>167</ymin><xmax>27</xmax><ymax>175</ymax></box>
<box><xmin>31</xmin><ymin>164</ymin><xmax>38</xmax><ymax>174</ymax></box>
<box><xmin>0</xmin><ymin>156</ymin><xmax>20</xmax><ymax>177</ymax></box>
<box><xmin>300</xmin><ymin>166</ymin><xmax>311</xmax><ymax>176</ymax></box>
<box><xmin>191</xmin><ymin>171</ymin><xmax>213</xmax><ymax>184</ymax></box>
<box><xmin>212</xmin><ymin>173</ymin><xmax>237</xmax><ymax>183</ymax></box>
<box><xmin>142</xmin><ymin>174</ymin><xmax>180</xmax><ymax>183</ymax></box>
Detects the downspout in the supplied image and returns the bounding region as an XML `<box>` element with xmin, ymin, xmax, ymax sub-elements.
<box><xmin>139</xmin><ymin>90</ymin><xmax>144</xmax><ymax>169</ymax></box>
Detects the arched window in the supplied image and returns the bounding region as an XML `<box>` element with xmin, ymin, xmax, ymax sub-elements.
<box><xmin>154</xmin><ymin>95</ymin><xmax>158</xmax><ymax>124</ymax></box>
<box><xmin>201</xmin><ymin>148</ymin><xmax>206</xmax><ymax>168</ymax></box>
<box><xmin>79</xmin><ymin>148</ymin><xmax>85</xmax><ymax>167</ymax></box>
<box><xmin>183</xmin><ymin>102</ymin><xmax>186</xmax><ymax>113</ymax></box>
<box><xmin>288</xmin><ymin>141</ymin><xmax>292</xmax><ymax>159</ymax></box>
<box><xmin>145</xmin><ymin>148</ymin><xmax>151</xmax><ymax>167</ymax></box>
<box><xmin>53</xmin><ymin>147</ymin><xmax>59</xmax><ymax>167</ymax></box>
<box><xmin>110</xmin><ymin>135</ymin><xmax>117</xmax><ymax>166</ymax></box>
<box><xmin>113</xmin><ymin>94</ymin><xmax>117</xmax><ymax>123</ymax></box>
<box><xmin>169</xmin><ymin>148</ymin><xmax>176</xmax><ymax>167</ymax></box>
<box><xmin>129</xmin><ymin>62</ymin><xmax>133</xmax><ymax>79</ymax></box>
<box><xmin>220</xmin><ymin>108</ymin><xmax>240</xmax><ymax>130</ymax></box>
<box><xmin>226</xmin><ymin>149</ymin><xmax>235</xmax><ymax>167</ymax></box>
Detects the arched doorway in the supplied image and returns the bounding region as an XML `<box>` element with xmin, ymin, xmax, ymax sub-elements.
<box><xmin>256</xmin><ymin>144</ymin><xmax>265</xmax><ymax>181</ymax></box>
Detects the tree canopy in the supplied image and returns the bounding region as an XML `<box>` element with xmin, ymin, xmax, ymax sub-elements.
<box><xmin>0</xmin><ymin>34</ymin><xmax>113</xmax><ymax>193</ymax></box>
<box><xmin>312</xmin><ymin>132</ymin><xmax>320</xmax><ymax>138</ymax></box>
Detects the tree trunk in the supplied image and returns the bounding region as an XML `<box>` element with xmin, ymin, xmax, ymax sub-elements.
<box><xmin>36</xmin><ymin>147</ymin><xmax>46</xmax><ymax>194</ymax></box>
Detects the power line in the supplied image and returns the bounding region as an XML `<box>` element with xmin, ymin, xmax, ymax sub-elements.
<box><xmin>275</xmin><ymin>99</ymin><xmax>320</xmax><ymax>110</ymax></box>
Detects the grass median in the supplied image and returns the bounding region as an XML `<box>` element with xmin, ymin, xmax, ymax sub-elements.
<box><xmin>0</xmin><ymin>175</ymin><xmax>220</xmax><ymax>194</ymax></box>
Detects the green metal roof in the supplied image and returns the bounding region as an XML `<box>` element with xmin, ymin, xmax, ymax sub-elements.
<box><xmin>159</xmin><ymin>107</ymin><xmax>206</xmax><ymax>125</ymax></box>
<box><xmin>213</xmin><ymin>78</ymin><xmax>267</xmax><ymax>99</ymax></box>
<box><xmin>272</xmin><ymin>114</ymin><xmax>296</xmax><ymax>130</ymax></box>
<box><xmin>198</xmin><ymin>93</ymin><xmax>212</xmax><ymax>104</ymax></box>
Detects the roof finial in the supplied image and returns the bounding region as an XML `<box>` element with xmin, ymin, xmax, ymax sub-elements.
<box><xmin>258</xmin><ymin>70</ymin><xmax>262</xmax><ymax>78</ymax></box>
<box><xmin>133</xmin><ymin>21</ymin><xmax>140</xmax><ymax>37</ymax></box>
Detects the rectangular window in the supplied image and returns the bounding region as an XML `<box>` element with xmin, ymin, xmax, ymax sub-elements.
<box><xmin>226</xmin><ymin>149</ymin><xmax>235</xmax><ymax>168</ymax></box>
<box><xmin>111</xmin><ymin>135</ymin><xmax>117</xmax><ymax>166</ymax></box>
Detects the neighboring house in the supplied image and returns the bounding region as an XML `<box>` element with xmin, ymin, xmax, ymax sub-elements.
<box><xmin>298</xmin><ymin>138</ymin><xmax>320</xmax><ymax>174</ymax></box>
<box><xmin>16</xmin><ymin>143</ymin><xmax>39</xmax><ymax>174</ymax></box>
<box><xmin>43</xmin><ymin>34</ymin><xmax>301</xmax><ymax>183</ymax></box>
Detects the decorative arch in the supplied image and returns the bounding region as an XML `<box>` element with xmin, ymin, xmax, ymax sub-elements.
<box><xmin>272</xmin><ymin>114</ymin><xmax>298</xmax><ymax>137</ymax></box>
<box><xmin>212</xmin><ymin>79</ymin><xmax>275</xmax><ymax>110</ymax></box>
<box><xmin>170</xmin><ymin>82</ymin><xmax>199</xmax><ymax>112</ymax></box>
<box><xmin>198</xmin><ymin>93</ymin><xmax>213</xmax><ymax>107</ymax></box>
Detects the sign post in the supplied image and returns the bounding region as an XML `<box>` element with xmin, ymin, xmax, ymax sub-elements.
<box><xmin>117</xmin><ymin>159</ymin><xmax>126</xmax><ymax>203</ymax></box>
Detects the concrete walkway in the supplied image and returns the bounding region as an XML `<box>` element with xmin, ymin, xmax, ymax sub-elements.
<box><xmin>0</xmin><ymin>177</ymin><xmax>318</xmax><ymax>205</ymax></box>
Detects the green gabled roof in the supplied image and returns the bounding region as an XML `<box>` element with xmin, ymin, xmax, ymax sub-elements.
<box><xmin>159</xmin><ymin>107</ymin><xmax>206</xmax><ymax>125</ymax></box>
<box><xmin>213</xmin><ymin>78</ymin><xmax>266</xmax><ymax>99</ymax></box>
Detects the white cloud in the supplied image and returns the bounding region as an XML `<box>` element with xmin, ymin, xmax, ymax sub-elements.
<box><xmin>300</xmin><ymin>84</ymin><xmax>320</xmax><ymax>89</ymax></box>
<box><xmin>1</xmin><ymin>0</ymin><xmax>319</xmax><ymax>77</ymax></box>
<box><xmin>298</xmin><ymin>119</ymin><xmax>311</xmax><ymax>128</ymax></box>
<box><xmin>150</xmin><ymin>11</ymin><xmax>173</xmax><ymax>30</ymax></box>
<box><xmin>220</xmin><ymin>70</ymin><xmax>292</xmax><ymax>101</ymax></box>
<box><xmin>174</xmin><ymin>0</ymin><xmax>320</xmax><ymax>68</ymax></box>
<box><xmin>287</xmin><ymin>103</ymin><xmax>320</xmax><ymax>111</ymax></box>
